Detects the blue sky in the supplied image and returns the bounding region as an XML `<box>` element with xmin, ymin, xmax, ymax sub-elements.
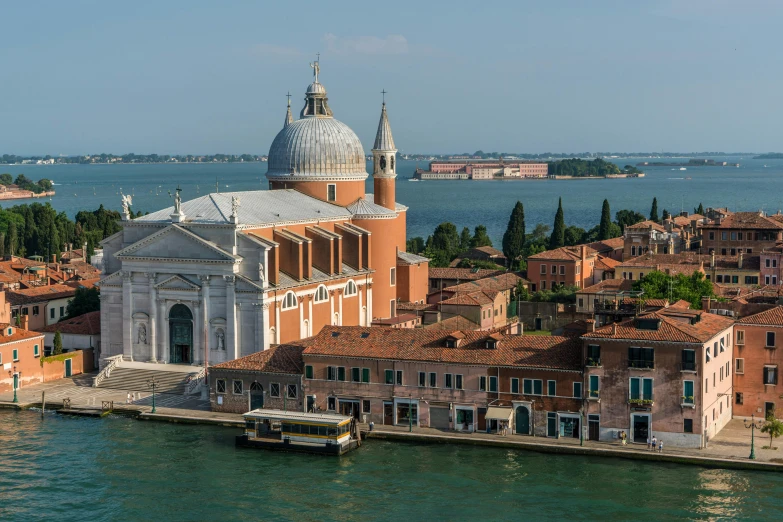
<box><xmin>1</xmin><ymin>0</ymin><xmax>780</xmax><ymax>155</ymax></box>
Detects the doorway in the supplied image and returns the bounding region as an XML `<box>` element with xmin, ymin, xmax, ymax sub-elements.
<box><xmin>632</xmin><ymin>414</ymin><xmax>650</xmax><ymax>443</ymax></box>
<box><xmin>250</xmin><ymin>382</ymin><xmax>264</xmax><ymax>409</ymax></box>
<box><xmin>64</xmin><ymin>359</ymin><xmax>72</xmax><ymax>378</ymax></box>
<box><xmin>383</xmin><ymin>402</ymin><xmax>394</xmax><ymax>425</ymax></box>
<box><xmin>765</xmin><ymin>402</ymin><xmax>776</xmax><ymax>419</ymax></box>
<box><xmin>340</xmin><ymin>400</ymin><xmax>361</xmax><ymax>420</ymax></box>
<box><xmin>515</xmin><ymin>406</ymin><xmax>530</xmax><ymax>435</ymax></box>
<box><xmin>588</xmin><ymin>414</ymin><xmax>600</xmax><ymax>441</ymax></box>
<box><xmin>306</xmin><ymin>395</ymin><xmax>316</xmax><ymax>413</ymax></box>
<box><xmin>169</xmin><ymin>304</ymin><xmax>193</xmax><ymax>364</ymax></box>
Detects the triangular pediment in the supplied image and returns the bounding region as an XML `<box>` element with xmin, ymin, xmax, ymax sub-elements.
<box><xmin>96</xmin><ymin>271</ymin><xmax>123</xmax><ymax>287</ymax></box>
<box><xmin>235</xmin><ymin>274</ymin><xmax>264</xmax><ymax>293</ymax></box>
<box><xmin>155</xmin><ymin>275</ymin><xmax>201</xmax><ymax>291</ymax></box>
<box><xmin>116</xmin><ymin>225</ymin><xmax>236</xmax><ymax>263</ymax></box>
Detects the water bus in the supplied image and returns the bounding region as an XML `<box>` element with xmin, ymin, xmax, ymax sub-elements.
<box><xmin>237</xmin><ymin>409</ymin><xmax>360</xmax><ymax>455</ymax></box>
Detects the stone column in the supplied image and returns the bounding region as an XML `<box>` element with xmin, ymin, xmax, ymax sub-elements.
<box><xmin>200</xmin><ymin>276</ymin><xmax>211</xmax><ymax>367</ymax></box>
<box><xmin>122</xmin><ymin>271</ymin><xmax>133</xmax><ymax>360</ymax></box>
<box><xmin>308</xmin><ymin>295</ymin><xmax>313</xmax><ymax>335</ymax></box>
<box><xmin>367</xmin><ymin>283</ymin><xmax>373</xmax><ymax>324</ymax></box>
<box><xmin>192</xmin><ymin>299</ymin><xmax>202</xmax><ymax>365</ymax></box>
<box><xmin>98</xmin><ymin>294</ymin><xmax>110</xmax><ymax>361</ymax></box>
<box><xmin>262</xmin><ymin>303</ymin><xmax>270</xmax><ymax>350</ymax></box>
<box><xmin>338</xmin><ymin>289</ymin><xmax>344</xmax><ymax>326</ymax></box>
<box><xmin>358</xmin><ymin>287</ymin><xmax>363</xmax><ymax>326</ymax></box>
<box><xmin>254</xmin><ymin>302</ymin><xmax>260</xmax><ymax>351</ymax></box>
<box><xmin>158</xmin><ymin>298</ymin><xmax>167</xmax><ymax>363</ymax></box>
<box><xmin>298</xmin><ymin>296</ymin><xmax>305</xmax><ymax>339</ymax></box>
<box><xmin>274</xmin><ymin>301</ymin><xmax>281</xmax><ymax>344</ymax></box>
<box><xmin>225</xmin><ymin>275</ymin><xmax>237</xmax><ymax>360</ymax></box>
<box><xmin>329</xmin><ymin>290</ymin><xmax>335</xmax><ymax>325</ymax></box>
<box><xmin>147</xmin><ymin>273</ymin><xmax>157</xmax><ymax>362</ymax></box>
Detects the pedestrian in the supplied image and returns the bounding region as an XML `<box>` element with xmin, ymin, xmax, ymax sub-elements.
<box><xmin>127</xmin><ymin>391</ymin><xmax>131</xmax><ymax>404</ymax></box>
<box><xmin>652</xmin><ymin>435</ymin><xmax>657</xmax><ymax>450</ymax></box>
<box><xmin>659</xmin><ymin>440</ymin><xmax>663</xmax><ymax>453</ymax></box>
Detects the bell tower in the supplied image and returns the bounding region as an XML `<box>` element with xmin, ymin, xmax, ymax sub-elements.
<box><xmin>372</xmin><ymin>92</ymin><xmax>397</xmax><ymax>210</ymax></box>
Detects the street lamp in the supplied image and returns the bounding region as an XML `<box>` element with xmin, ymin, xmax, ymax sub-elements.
<box><xmin>147</xmin><ymin>377</ymin><xmax>158</xmax><ymax>414</ymax></box>
<box><xmin>744</xmin><ymin>415</ymin><xmax>764</xmax><ymax>460</ymax></box>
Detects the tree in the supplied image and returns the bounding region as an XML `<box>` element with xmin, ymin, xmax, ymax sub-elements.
<box><xmin>459</xmin><ymin>227</ymin><xmax>472</xmax><ymax>253</ymax></box>
<box><xmin>632</xmin><ymin>270</ymin><xmax>715</xmax><ymax>308</ymax></box>
<box><xmin>662</xmin><ymin>209</ymin><xmax>671</xmax><ymax>220</ymax></box>
<box><xmin>615</xmin><ymin>209</ymin><xmax>646</xmax><ymax>233</ymax></box>
<box><xmin>650</xmin><ymin>197</ymin><xmax>659</xmax><ymax>222</ymax></box>
<box><xmin>429</xmin><ymin>222</ymin><xmax>461</xmax><ymax>267</ymax></box>
<box><xmin>53</xmin><ymin>331</ymin><xmax>63</xmax><ymax>355</ymax></box>
<box><xmin>406</xmin><ymin>236</ymin><xmax>425</xmax><ymax>255</ymax></box>
<box><xmin>64</xmin><ymin>287</ymin><xmax>100</xmax><ymax>319</ymax></box>
<box><xmin>470</xmin><ymin>225</ymin><xmax>493</xmax><ymax>248</ymax></box>
<box><xmin>564</xmin><ymin>226</ymin><xmax>586</xmax><ymax>246</ymax></box>
<box><xmin>695</xmin><ymin>203</ymin><xmax>705</xmax><ymax>215</ymax></box>
<box><xmin>598</xmin><ymin>199</ymin><xmax>612</xmax><ymax>240</ymax></box>
<box><xmin>761</xmin><ymin>410</ymin><xmax>783</xmax><ymax>449</ymax></box>
<box><xmin>502</xmin><ymin>201</ymin><xmax>525</xmax><ymax>268</ymax></box>
<box><xmin>549</xmin><ymin>198</ymin><xmax>565</xmax><ymax>250</ymax></box>
<box><xmin>6</xmin><ymin>219</ymin><xmax>17</xmax><ymax>258</ymax></box>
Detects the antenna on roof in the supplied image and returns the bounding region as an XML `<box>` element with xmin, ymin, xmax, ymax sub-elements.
<box><xmin>216</xmin><ymin>177</ymin><xmax>219</xmax><ymax>194</ymax></box>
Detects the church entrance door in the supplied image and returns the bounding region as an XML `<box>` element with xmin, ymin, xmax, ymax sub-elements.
<box><xmin>169</xmin><ymin>304</ymin><xmax>193</xmax><ymax>364</ymax></box>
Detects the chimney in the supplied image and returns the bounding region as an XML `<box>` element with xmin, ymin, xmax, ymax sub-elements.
<box><xmin>586</xmin><ymin>319</ymin><xmax>596</xmax><ymax>332</ymax></box>
<box><xmin>19</xmin><ymin>314</ymin><xmax>28</xmax><ymax>330</ymax></box>
<box><xmin>51</xmin><ymin>254</ymin><xmax>57</xmax><ymax>264</ymax></box>
<box><xmin>82</xmin><ymin>242</ymin><xmax>88</xmax><ymax>256</ymax></box>
<box><xmin>612</xmin><ymin>322</ymin><xmax>618</xmax><ymax>335</ymax></box>
<box><xmin>738</xmin><ymin>251</ymin><xmax>744</xmax><ymax>269</ymax></box>
<box><xmin>711</xmin><ymin>251</ymin><xmax>715</xmax><ymax>269</ymax></box>
<box><xmin>580</xmin><ymin>245</ymin><xmax>586</xmax><ymax>261</ymax></box>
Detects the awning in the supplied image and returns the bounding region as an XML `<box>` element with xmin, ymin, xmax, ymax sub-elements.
<box><xmin>485</xmin><ymin>407</ymin><xmax>513</xmax><ymax>421</ymax></box>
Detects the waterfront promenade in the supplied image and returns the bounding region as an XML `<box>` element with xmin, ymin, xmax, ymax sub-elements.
<box><xmin>2</xmin><ymin>373</ymin><xmax>781</xmax><ymax>470</ymax></box>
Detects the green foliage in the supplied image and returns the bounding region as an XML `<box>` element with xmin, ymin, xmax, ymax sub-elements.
<box><xmin>0</xmin><ymin>173</ymin><xmax>12</xmax><ymax>185</ymax></box>
<box><xmin>459</xmin><ymin>227</ymin><xmax>472</xmax><ymax>252</ymax></box>
<box><xmin>53</xmin><ymin>331</ymin><xmax>63</xmax><ymax>355</ymax></box>
<box><xmin>64</xmin><ymin>287</ymin><xmax>100</xmax><ymax>319</ymax></box>
<box><xmin>549</xmin><ymin>198</ymin><xmax>565</xmax><ymax>249</ymax></box>
<box><xmin>662</xmin><ymin>209</ymin><xmax>671</xmax><ymax>220</ymax></box>
<box><xmin>622</xmin><ymin>164</ymin><xmax>643</xmax><ymax>174</ymax></box>
<box><xmin>455</xmin><ymin>258</ymin><xmax>504</xmax><ymax>270</ymax></box>
<box><xmin>615</xmin><ymin>209</ymin><xmax>646</xmax><ymax>233</ymax></box>
<box><xmin>522</xmin><ymin>224</ymin><xmax>550</xmax><ymax>260</ymax></box>
<box><xmin>650</xmin><ymin>197</ymin><xmax>659</xmax><ymax>222</ymax></box>
<box><xmin>406</xmin><ymin>236</ymin><xmax>425</xmax><ymax>255</ymax></box>
<box><xmin>4</xmin><ymin>174</ymin><xmax>53</xmax><ymax>194</ymax></box>
<box><xmin>502</xmin><ymin>201</ymin><xmax>526</xmax><ymax>269</ymax></box>
<box><xmin>547</xmin><ymin>158</ymin><xmax>622</xmax><ymax>178</ymax></box>
<box><xmin>512</xmin><ymin>281</ymin><xmax>530</xmax><ymax>302</ymax></box>
<box><xmin>40</xmin><ymin>351</ymin><xmax>77</xmax><ymax>367</ymax></box>
<box><xmin>632</xmin><ymin>271</ymin><xmax>715</xmax><ymax>308</ymax></box>
<box><xmin>564</xmin><ymin>225</ymin><xmax>586</xmax><ymax>246</ymax></box>
<box><xmin>695</xmin><ymin>203</ymin><xmax>705</xmax><ymax>215</ymax></box>
<box><xmin>531</xmin><ymin>285</ymin><xmax>578</xmax><ymax>304</ymax></box>
<box><xmin>470</xmin><ymin>225</ymin><xmax>493</xmax><ymax>248</ymax></box>
<box><xmin>762</xmin><ymin>410</ymin><xmax>783</xmax><ymax>449</ymax></box>
<box><xmin>599</xmin><ymin>199</ymin><xmax>612</xmax><ymax>240</ymax></box>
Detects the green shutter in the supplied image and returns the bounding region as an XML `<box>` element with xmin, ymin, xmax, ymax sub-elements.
<box><xmin>630</xmin><ymin>378</ymin><xmax>640</xmax><ymax>400</ymax></box>
<box><xmin>385</xmin><ymin>370</ymin><xmax>394</xmax><ymax>384</ymax></box>
<box><xmin>362</xmin><ymin>368</ymin><xmax>370</xmax><ymax>383</ymax></box>
<box><xmin>479</xmin><ymin>376</ymin><xmax>486</xmax><ymax>391</ymax></box>
<box><xmin>511</xmin><ymin>379</ymin><xmax>519</xmax><ymax>394</ymax></box>
<box><xmin>684</xmin><ymin>381</ymin><xmax>694</xmax><ymax>403</ymax></box>
<box><xmin>533</xmin><ymin>380</ymin><xmax>543</xmax><ymax>395</ymax></box>
<box><xmin>548</xmin><ymin>381</ymin><xmax>556</xmax><ymax>396</ymax></box>
<box><xmin>338</xmin><ymin>367</ymin><xmax>346</xmax><ymax>381</ymax></box>
<box><xmin>590</xmin><ymin>375</ymin><xmax>599</xmax><ymax>396</ymax></box>
<box><xmin>305</xmin><ymin>365</ymin><xmax>313</xmax><ymax>379</ymax></box>
<box><xmin>523</xmin><ymin>379</ymin><xmax>532</xmax><ymax>394</ymax></box>
<box><xmin>489</xmin><ymin>376</ymin><xmax>497</xmax><ymax>392</ymax></box>
<box><xmin>643</xmin><ymin>378</ymin><xmax>653</xmax><ymax>400</ymax></box>
<box><xmin>351</xmin><ymin>367</ymin><xmax>360</xmax><ymax>382</ymax></box>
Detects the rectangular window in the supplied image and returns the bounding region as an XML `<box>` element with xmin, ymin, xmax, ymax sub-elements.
<box><xmin>722</xmin><ymin>232</ymin><xmax>728</xmax><ymax>240</ymax></box>
<box><xmin>385</xmin><ymin>369</ymin><xmax>394</xmax><ymax>385</ymax></box>
<box><xmin>681</xmin><ymin>349</ymin><xmax>696</xmax><ymax>371</ymax></box>
<box><xmin>429</xmin><ymin>372</ymin><xmax>437</xmax><ymax>388</ymax></box>
<box><xmin>587</xmin><ymin>344</ymin><xmax>601</xmax><ymax>365</ymax></box>
<box><xmin>12</xmin><ymin>349</ymin><xmax>18</xmax><ymax>362</ymax></box>
<box><xmin>551</xmin><ymin>265</ymin><xmax>557</xmax><ymax>275</ymax></box>
<box><xmin>628</xmin><ymin>347</ymin><xmax>654</xmax><ymax>368</ymax></box>
<box><xmin>720</xmin><ymin>337</ymin><xmax>725</xmax><ymax>353</ymax></box>
<box><xmin>533</xmin><ymin>379</ymin><xmax>543</xmax><ymax>395</ymax></box>
<box><xmin>523</xmin><ymin>378</ymin><xmax>532</xmax><ymax>394</ymax></box>
<box><xmin>287</xmin><ymin>384</ymin><xmax>298</xmax><ymax>398</ymax></box>
<box><xmin>767</xmin><ymin>332</ymin><xmax>776</xmax><ymax>348</ymax></box>
<box><xmin>709</xmin><ymin>232</ymin><xmax>714</xmax><ymax>240</ymax></box>
<box><xmin>327</xmin><ymin>366</ymin><xmax>336</xmax><ymax>381</ymax></box>
<box><xmin>216</xmin><ymin>379</ymin><xmax>226</xmax><ymax>394</ymax></box>
<box><xmin>683</xmin><ymin>381</ymin><xmax>694</xmax><ymax>404</ymax></box>
<box><xmin>573</xmin><ymin>382</ymin><xmax>582</xmax><ymax>398</ymax></box>
<box><xmin>445</xmin><ymin>374</ymin><xmax>453</xmax><ymax>389</ymax></box>
<box><xmin>32</xmin><ymin>305</ymin><xmax>39</xmax><ymax>316</ymax></box>
<box><xmin>541</xmin><ymin>280</ymin><xmax>546</xmax><ymax>290</ymax></box>
<box><xmin>327</xmin><ymin>397</ymin><xmax>336</xmax><ymax>410</ymax></box>
<box><xmin>50</xmin><ymin>308</ymin><xmax>55</xmax><ymax>319</ymax></box>
<box><xmin>764</xmin><ymin>366</ymin><xmax>778</xmax><ymax>385</ymax></box>
<box><xmin>511</xmin><ymin>378</ymin><xmax>520</xmax><ymax>394</ymax></box>
<box><xmin>479</xmin><ymin>376</ymin><xmax>486</xmax><ymax>391</ymax></box>
<box><xmin>732</xmin><ymin>276</ymin><xmax>739</xmax><ymax>284</ymax></box>
<box><xmin>233</xmin><ymin>380</ymin><xmax>243</xmax><ymax>395</ymax></box>
<box><xmin>390</xmin><ymin>267</ymin><xmax>396</xmax><ymax>286</ymax></box>
<box><xmin>305</xmin><ymin>365</ymin><xmax>313</xmax><ymax>379</ymax></box>
<box><xmin>396</xmin><ymin>370</ymin><xmax>403</xmax><ymax>385</ymax></box>
<box><xmin>270</xmin><ymin>383</ymin><xmax>280</xmax><ymax>397</ymax></box>
<box><xmin>736</xmin><ymin>330</ymin><xmax>745</xmax><ymax>345</ymax></box>
<box><xmin>731</xmin><ymin>232</ymin><xmax>737</xmax><ymax>241</ymax></box>
<box><xmin>559</xmin><ymin>265</ymin><xmax>565</xmax><ymax>275</ymax></box>
<box><xmin>362</xmin><ymin>399</ymin><xmax>371</xmax><ymax>414</ymax></box>
<box><xmin>684</xmin><ymin>419</ymin><xmax>693</xmax><ymax>433</ymax></box>
<box><xmin>418</xmin><ymin>372</ymin><xmax>426</xmax><ymax>387</ymax></box>
<box><xmin>34</xmin><ymin>344</ymin><xmax>39</xmax><ymax>357</ymax></box>
<box><xmin>489</xmin><ymin>376</ymin><xmax>498</xmax><ymax>392</ymax></box>
<box><xmin>540</xmin><ymin>264</ymin><xmax>547</xmax><ymax>275</ymax></box>
<box><xmin>455</xmin><ymin>374</ymin><xmax>463</xmax><ymax>390</ymax></box>
<box><xmin>589</xmin><ymin>375</ymin><xmax>599</xmax><ymax>398</ymax></box>
<box><xmin>362</xmin><ymin>368</ymin><xmax>370</xmax><ymax>383</ymax></box>
<box><xmin>767</xmin><ymin>258</ymin><xmax>771</xmax><ymax>268</ymax></box>
<box><xmin>337</xmin><ymin>367</ymin><xmax>346</xmax><ymax>382</ymax></box>
<box><xmin>736</xmin><ymin>392</ymin><xmax>743</xmax><ymax>405</ymax></box>
<box><xmin>351</xmin><ymin>367</ymin><xmax>361</xmax><ymax>382</ymax></box>
<box><xmin>59</xmin><ymin>306</ymin><xmax>64</xmax><ymax>317</ymax></box>
<box><xmin>327</xmin><ymin>184</ymin><xmax>336</xmax><ymax>202</ymax></box>
<box><xmin>547</xmin><ymin>380</ymin><xmax>556</xmax><ymax>396</ymax></box>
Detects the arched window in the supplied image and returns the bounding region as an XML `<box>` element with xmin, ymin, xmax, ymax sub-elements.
<box><xmin>314</xmin><ymin>285</ymin><xmax>329</xmax><ymax>303</ymax></box>
<box><xmin>281</xmin><ymin>291</ymin><xmax>298</xmax><ymax>310</ymax></box>
<box><xmin>344</xmin><ymin>280</ymin><xmax>357</xmax><ymax>297</ymax></box>
<box><xmin>250</xmin><ymin>382</ymin><xmax>263</xmax><ymax>391</ymax></box>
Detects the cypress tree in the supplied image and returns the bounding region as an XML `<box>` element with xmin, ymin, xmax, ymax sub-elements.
<box><xmin>470</xmin><ymin>225</ymin><xmax>493</xmax><ymax>248</ymax></box>
<box><xmin>695</xmin><ymin>203</ymin><xmax>704</xmax><ymax>215</ymax></box>
<box><xmin>650</xmin><ymin>197</ymin><xmax>659</xmax><ymax>222</ymax></box>
<box><xmin>459</xmin><ymin>227</ymin><xmax>472</xmax><ymax>253</ymax></box>
<box><xmin>53</xmin><ymin>331</ymin><xmax>63</xmax><ymax>355</ymax></box>
<box><xmin>6</xmin><ymin>220</ymin><xmax>17</xmax><ymax>258</ymax></box>
<box><xmin>502</xmin><ymin>201</ymin><xmax>525</xmax><ymax>268</ymax></box>
<box><xmin>662</xmin><ymin>209</ymin><xmax>671</xmax><ymax>220</ymax></box>
<box><xmin>549</xmin><ymin>198</ymin><xmax>565</xmax><ymax>250</ymax></box>
<box><xmin>598</xmin><ymin>199</ymin><xmax>612</xmax><ymax>240</ymax></box>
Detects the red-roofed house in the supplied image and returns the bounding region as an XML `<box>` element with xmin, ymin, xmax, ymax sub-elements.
<box><xmin>702</xmin><ymin>211</ymin><xmax>783</xmax><ymax>255</ymax></box>
<box><xmin>581</xmin><ymin>308</ymin><xmax>734</xmax><ymax>447</ymax></box>
<box><xmin>733</xmin><ymin>306</ymin><xmax>783</xmax><ymax>419</ymax></box>
<box><xmin>38</xmin><ymin>311</ymin><xmax>100</xmax><ymax>359</ymax></box>
<box><xmin>527</xmin><ymin>245</ymin><xmax>598</xmax><ymax>292</ymax></box>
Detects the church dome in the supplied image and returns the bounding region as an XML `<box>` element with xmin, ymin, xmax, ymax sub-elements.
<box><xmin>266</xmin><ymin>66</ymin><xmax>368</xmax><ymax>182</ymax></box>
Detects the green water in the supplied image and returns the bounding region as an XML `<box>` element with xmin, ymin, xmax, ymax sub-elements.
<box><xmin>0</xmin><ymin>411</ymin><xmax>781</xmax><ymax>521</ymax></box>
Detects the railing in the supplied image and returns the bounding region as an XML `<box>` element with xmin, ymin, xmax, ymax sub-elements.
<box><xmin>585</xmin><ymin>357</ymin><xmax>602</xmax><ymax>367</ymax></box>
<box><xmin>93</xmin><ymin>354</ymin><xmax>123</xmax><ymax>387</ymax></box>
<box><xmin>628</xmin><ymin>359</ymin><xmax>655</xmax><ymax>369</ymax></box>
<box><xmin>186</xmin><ymin>367</ymin><xmax>207</xmax><ymax>395</ymax></box>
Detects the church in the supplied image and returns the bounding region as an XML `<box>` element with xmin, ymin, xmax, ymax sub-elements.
<box><xmin>97</xmin><ymin>62</ymin><xmax>429</xmax><ymax>367</ymax></box>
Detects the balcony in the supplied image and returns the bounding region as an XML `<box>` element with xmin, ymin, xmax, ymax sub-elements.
<box><xmin>585</xmin><ymin>357</ymin><xmax>602</xmax><ymax>367</ymax></box>
<box><xmin>628</xmin><ymin>359</ymin><xmax>654</xmax><ymax>370</ymax></box>
<box><xmin>681</xmin><ymin>396</ymin><xmax>695</xmax><ymax>408</ymax></box>
<box><xmin>628</xmin><ymin>398</ymin><xmax>654</xmax><ymax>407</ymax></box>
<box><xmin>588</xmin><ymin>390</ymin><xmax>600</xmax><ymax>400</ymax></box>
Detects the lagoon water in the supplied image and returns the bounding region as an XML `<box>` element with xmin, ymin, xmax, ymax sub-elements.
<box><xmin>1</xmin><ymin>410</ymin><xmax>782</xmax><ymax>521</ymax></box>
<box><xmin>1</xmin><ymin>156</ymin><xmax>781</xmax><ymax>245</ymax></box>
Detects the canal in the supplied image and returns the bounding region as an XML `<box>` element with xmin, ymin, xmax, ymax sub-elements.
<box><xmin>1</xmin><ymin>410</ymin><xmax>781</xmax><ymax>521</ymax></box>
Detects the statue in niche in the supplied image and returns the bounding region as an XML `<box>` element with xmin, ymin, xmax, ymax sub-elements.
<box><xmin>121</xmin><ymin>193</ymin><xmax>133</xmax><ymax>220</ymax></box>
<box><xmin>137</xmin><ymin>323</ymin><xmax>147</xmax><ymax>345</ymax></box>
<box><xmin>216</xmin><ymin>329</ymin><xmax>225</xmax><ymax>350</ymax></box>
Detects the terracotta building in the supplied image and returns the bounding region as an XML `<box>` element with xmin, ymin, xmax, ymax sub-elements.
<box><xmin>616</xmin><ymin>252</ymin><xmax>760</xmax><ymax>286</ymax></box>
<box><xmin>733</xmin><ymin>307</ymin><xmax>783</xmax><ymax>419</ymax></box>
<box><xmin>427</xmin><ymin>267</ymin><xmax>505</xmax><ymax>294</ymax></box>
<box><xmin>701</xmin><ymin>211</ymin><xmax>783</xmax><ymax>255</ymax></box>
<box><xmin>527</xmin><ymin>245</ymin><xmax>598</xmax><ymax>292</ymax></box>
<box><xmin>97</xmin><ymin>63</ymin><xmax>428</xmax><ymax>367</ymax></box>
<box><xmin>760</xmin><ymin>243</ymin><xmax>783</xmax><ymax>286</ymax></box>
<box><xmin>300</xmin><ymin>325</ymin><xmax>581</xmax><ymax>435</ymax></box>
<box><xmin>581</xmin><ymin>307</ymin><xmax>734</xmax><ymax>448</ymax></box>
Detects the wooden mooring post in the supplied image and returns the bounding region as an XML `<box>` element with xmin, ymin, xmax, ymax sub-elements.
<box><xmin>41</xmin><ymin>391</ymin><xmax>45</xmax><ymax>417</ymax></box>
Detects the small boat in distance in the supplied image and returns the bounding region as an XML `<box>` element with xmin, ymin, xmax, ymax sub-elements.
<box><xmin>408</xmin><ymin>178</ymin><xmax>420</xmax><ymax>182</ymax></box>
<box><xmin>679</xmin><ymin>167</ymin><xmax>687</xmax><ymax>171</ymax></box>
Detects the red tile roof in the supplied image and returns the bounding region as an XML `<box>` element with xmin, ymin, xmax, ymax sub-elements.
<box><xmin>737</xmin><ymin>306</ymin><xmax>783</xmax><ymax>326</ymax></box>
<box><xmin>626</xmin><ymin>220</ymin><xmax>666</xmax><ymax>232</ymax></box>
<box><xmin>620</xmin><ymin>253</ymin><xmax>760</xmax><ymax>272</ymax></box>
<box><xmin>440</xmin><ymin>290</ymin><xmax>497</xmax><ymax>307</ymax></box>
<box><xmin>211</xmin><ymin>342</ymin><xmax>307</xmax><ymax>374</ymax></box>
<box><xmin>421</xmin><ymin>315</ymin><xmax>480</xmax><ymax>331</ymax></box>
<box><xmin>585</xmin><ymin>237</ymin><xmax>624</xmax><ymax>253</ymax></box>
<box><xmin>38</xmin><ymin>311</ymin><xmax>100</xmax><ymax>335</ymax></box>
<box><xmin>396</xmin><ymin>301</ymin><xmax>437</xmax><ymax>312</ymax></box>
<box><xmin>6</xmin><ymin>285</ymin><xmax>77</xmax><ymax>306</ymax></box>
<box><xmin>429</xmin><ymin>268</ymin><xmax>506</xmax><ymax>281</ymax></box>
<box><xmin>578</xmin><ymin>279</ymin><xmax>633</xmax><ymax>294</ymax></box>
<box><xmin>0</xmin><ymin>323</ymin><xmax>44</xmax><ymax>343</ymax></box>
<box><xmin>582</xmin><ymin>309</ymin><xmax>733</xmax><ymax>343</ymax></box>
<box><xmin>303</xmin><ymin>326</ymin><xmax>582</xmax><ymax>371</ymax></box>
<box><xmin>443</xmin><ymin>273</ymin><xmax>526</xmax><ymax>295</ymax></box>
<box><xmin>702</xmin><ymin>212</ymin><xmax>783</xmax><ymax>230</ymax></box>
<box><xmin>594</xmin><ymin>256</ymin><xmax>620</xmax><ymax>271</ymax></box>
<box><xmin>528</xmin><ymin>245</ymin><xmax>597</xmax><ymax>261</ymax></box>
